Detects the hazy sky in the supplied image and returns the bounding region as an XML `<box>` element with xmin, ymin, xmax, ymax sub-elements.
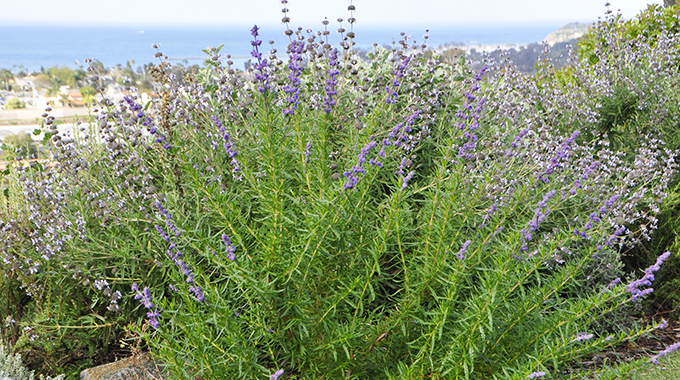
<box><xmin>0</xmin><ymin>0</ymin><xmax>664</xmax><ymax>26</ymax></box>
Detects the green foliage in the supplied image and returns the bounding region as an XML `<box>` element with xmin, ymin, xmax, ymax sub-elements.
<box><xmin>0</xmin><ymin>133</ymin><xmax>39</xmax><ymax>160</ymax></box>
<box><xmin>41</xmin><ymin>66</ymin><xmax>86</xmax><ymax>89</ymax></box>
<box><xmin>4</xmin><ymin>98</ymin><xmax>26</xmax><ymax>110</ymax></box>
<box><xmin>0</xmin><ymin>68</ymin><xmax>13</xmax><ymax>91</ymax></box>
<box><xmin>594</xmin><ymin>85</ymin><xmax>640</xmax><ymax>151</ymax></box>
<box><xmin>79</xmin><ymin>86</ymin><xmax>96</xmax><ymax>105</ymax></box>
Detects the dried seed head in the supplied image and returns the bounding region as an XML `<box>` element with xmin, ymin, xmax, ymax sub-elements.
<box><xmin>284</xmin><ymin>29</ymin><xmax>293</xmax><ymax>36</ymax></box>
<box><xmin>348</xmin><ymin>5</ymin><xmax>355</xmax><ymax>11</ymax></box>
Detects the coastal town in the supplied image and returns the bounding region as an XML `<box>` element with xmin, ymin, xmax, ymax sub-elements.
<box><xmin>0</xmin><ymin>22</ymin><xmax>589</xmax><ymax>132</ymax></box>
<box><xmin>0</xmin><ymin>64</ymin><xmax>156</xmax><ymax>125</ymax></box>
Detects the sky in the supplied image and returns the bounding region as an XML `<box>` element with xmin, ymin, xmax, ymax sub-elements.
<box><xmin>0</xmin><ymin>0</ymin><xmax>665</xmax><ymax>27</ymax></box>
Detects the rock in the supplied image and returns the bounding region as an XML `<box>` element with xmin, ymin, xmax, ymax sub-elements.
<box><xmin>80</xmin><ymin>354</ymin><xmax>164</xmax><ymax>380</ymax></box>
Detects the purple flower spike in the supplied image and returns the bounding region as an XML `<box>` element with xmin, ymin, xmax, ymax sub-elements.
<box><xmin>189</xmin><ymin>285</ymin><xmax>205</xmax><ymax>302</ymax></box>
<box><xmin>651</xmin><ymin>342</ymin><xmax>680</xmax><ymax>364</ymax></box>
<box><xmin>146</xmin><ymin>310</ymin><xmax>160</xmax><ymax>329</ymax></box>
<box><xmin>626</xmin><ymin>251</ymin><xmax>671</xmax><ymax>301</ymax></box>
<box><xmin>212</xmin><ymin>115</ymin><xmax>241</xmax><ymax>178</ymax></box>
<box><xmin>455</xmin><ymin>67</ymin><xmax>487</xmax><ymax>159</ymax></box>
<box><xmin>133</xmin><ymin>285</ymin><xmax>160</xmax><ymax>328</ymax></box>
<box><xmin>282</xmin><ymin>40</ymin><xmax>305</xmax><ymax>115</ymax></box>
<box><xmin>250</xmin><ymin>25</ymin><xmax>271</xmax><ymax>92</ymax></box>
<box><xmin>222</xmin><ymin>233</ymin><xmax>237</xmax><ymax>261</ymax></box>
<box><xmin>458</xmin><ymin>240</ymin><xmax>471</xmax><ymax>260</ymax></box>
<box><xmin>386</xmin><ymin>55</ymin><xmax>412</xmax><ymax>104</ymax></box>
<box><xmin>344</xmin><ymin>139</ymin><xmax>381</xmax><ymax>190</ymax></box>
<box><xmin>402</xmin><ymin>171</ymin><xmax>415</xmax><ymax>189</ymax></box>
<box><xmin>323</xmin><ymin>48</ymin><xmax>340</xmax><ymax>113</ymax></box>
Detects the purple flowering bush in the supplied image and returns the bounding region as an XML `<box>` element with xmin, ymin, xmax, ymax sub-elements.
<box><xmin>0</xmin><ymin>2</ymin><xmax>679</xmax><ymax>379</ymax></box>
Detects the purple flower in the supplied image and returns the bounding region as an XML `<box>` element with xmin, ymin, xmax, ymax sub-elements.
<box><xmin>270</xmin><ymin>369</ymin><xmax>284</xmax><ymax>380</ymax></box>
<box><xmin>656</xmin><ymin>319</ymin><xmax>668</xmax><ymax>330</ymax></box>
<box><xmin>250</xmin><ymin>25</ymin><xmax>270</xmax><ymax>92</ymax></box>
<box><xmin>627</xmin><ymin>251</ymin><xmax>671</xmax><ymax>301</ymax></box>
<box><xmin>189</xmin><ymin>285</ymin><xmax>204</xmax><ymax>302</ymax></box>
<box><xmin>386</xmin><ymin>55</ymin><xmax>412</xmax><ymax>104</ymax></box>
<box><xmin>402</xmin><ymin>171</ymin><xmax>415</xmax><ymax>189</ymax></box>
<box><xmin>212</xmin><ymin>115</ymin><xmax>241</xmax><ymax>178</ymax></box>
<box><xmin>123</xmin><ymin>96</ymin><xmax>142</xmax><ymax>112</ymax></box>
<box><xmin>458</xmin><ymin>240</ymin><xmax>471</xmax><ymax>260</ymax></box>
<box><xmin>537</xmin><ymin>190</ymin><xmax>557</xmax><ymax>208</ymax></box>
<box><xmin>651</xmin><ymin>342</ymin><xmax>680</xmax><ymax>364</ymax></box>
<box><xmin>606</xmin><ymin>278</ymin><xmax>621</xmax><ymax>289</ymax></box>
<box><xmin>222</xmin><ymin>233</ymin><xmax>237</xmax><ymax>261</ymax></box>
<box><xmin>604</xmin><ymin>195</ymin><xmax>621</xmax><ymax>208</ymax></box>
<box><xmin>282</xmin><ymin>40</ymin><xmax>305</xmax><ymax>115</ymax></box>
<box><xmin>146</xmin><ymin>310</ymin><xmax>160</xmax><ymax>329</ymax></box>
<box><xmin>527</xmin><ymin>371</ymin><xmax>546</xmax><ymax>379</ymax></box>
<box><xmin>133</xmin><ymin>285</ymin><xmax>160</xmax><ymax>328</ymax></box>
<box><xmin>456</xmin><ymin>66</ymin><xmax>487</xmax><ymax>159</ymax></box>
<box><xmin>605</xmin><ymin>226</ymin><xmax>626</xmax><ymax>246</ymax></box>
<box><xmin>573</xmin><ymin>332</ymin><xmax>594</xmax><ymax>342</ymax></box>
<box><xmin>538</xmin><ymin>131</ymin><xmax>581</xmax><ymax>183</ymax></box>
<box><xmin>323</xmin><ymin>48</ymin><xmax>340</xmax><ymax>113</ymax></box>
<box><xmin>344</xmin><ymin>139</ymin><xmax>380</xmax><ymax>190</ymax></box>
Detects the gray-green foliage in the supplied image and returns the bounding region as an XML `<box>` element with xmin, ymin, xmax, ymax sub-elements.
<box><xmin>0</xmin><ymin>345</ymin><xmax>64</xmax><ymax>380</ymax></box>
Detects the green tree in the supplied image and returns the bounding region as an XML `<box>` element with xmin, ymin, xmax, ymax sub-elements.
<box><xmin>0</xmin><ymin>133</ymin><xmax>38</xmax><ymax>160</ymax></box>
<box><xmin>3</xmin><ymin>98</ymin><xmax>25</xmax><ymax>110</ymax></box>
<box><xmin>0</xmin><ymin>69</ymin><xmax>13</xmax><ymax>91</ymax></box>
<box><xmin>80</xmin><ymin>86</ymin><xmax>96</xmax><ymax>105</ymax></box>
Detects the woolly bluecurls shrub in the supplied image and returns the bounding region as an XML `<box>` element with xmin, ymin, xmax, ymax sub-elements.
<box><xmin>0</xmin><ymin>2</ymin><xmax>677</xmax><ymax>379</ymax></box>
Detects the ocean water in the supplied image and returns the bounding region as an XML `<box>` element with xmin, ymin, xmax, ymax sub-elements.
<box><xmin>0</xmin><ymin>23</ymin><xmax>564</xmax><ymax>72</ymax></box>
